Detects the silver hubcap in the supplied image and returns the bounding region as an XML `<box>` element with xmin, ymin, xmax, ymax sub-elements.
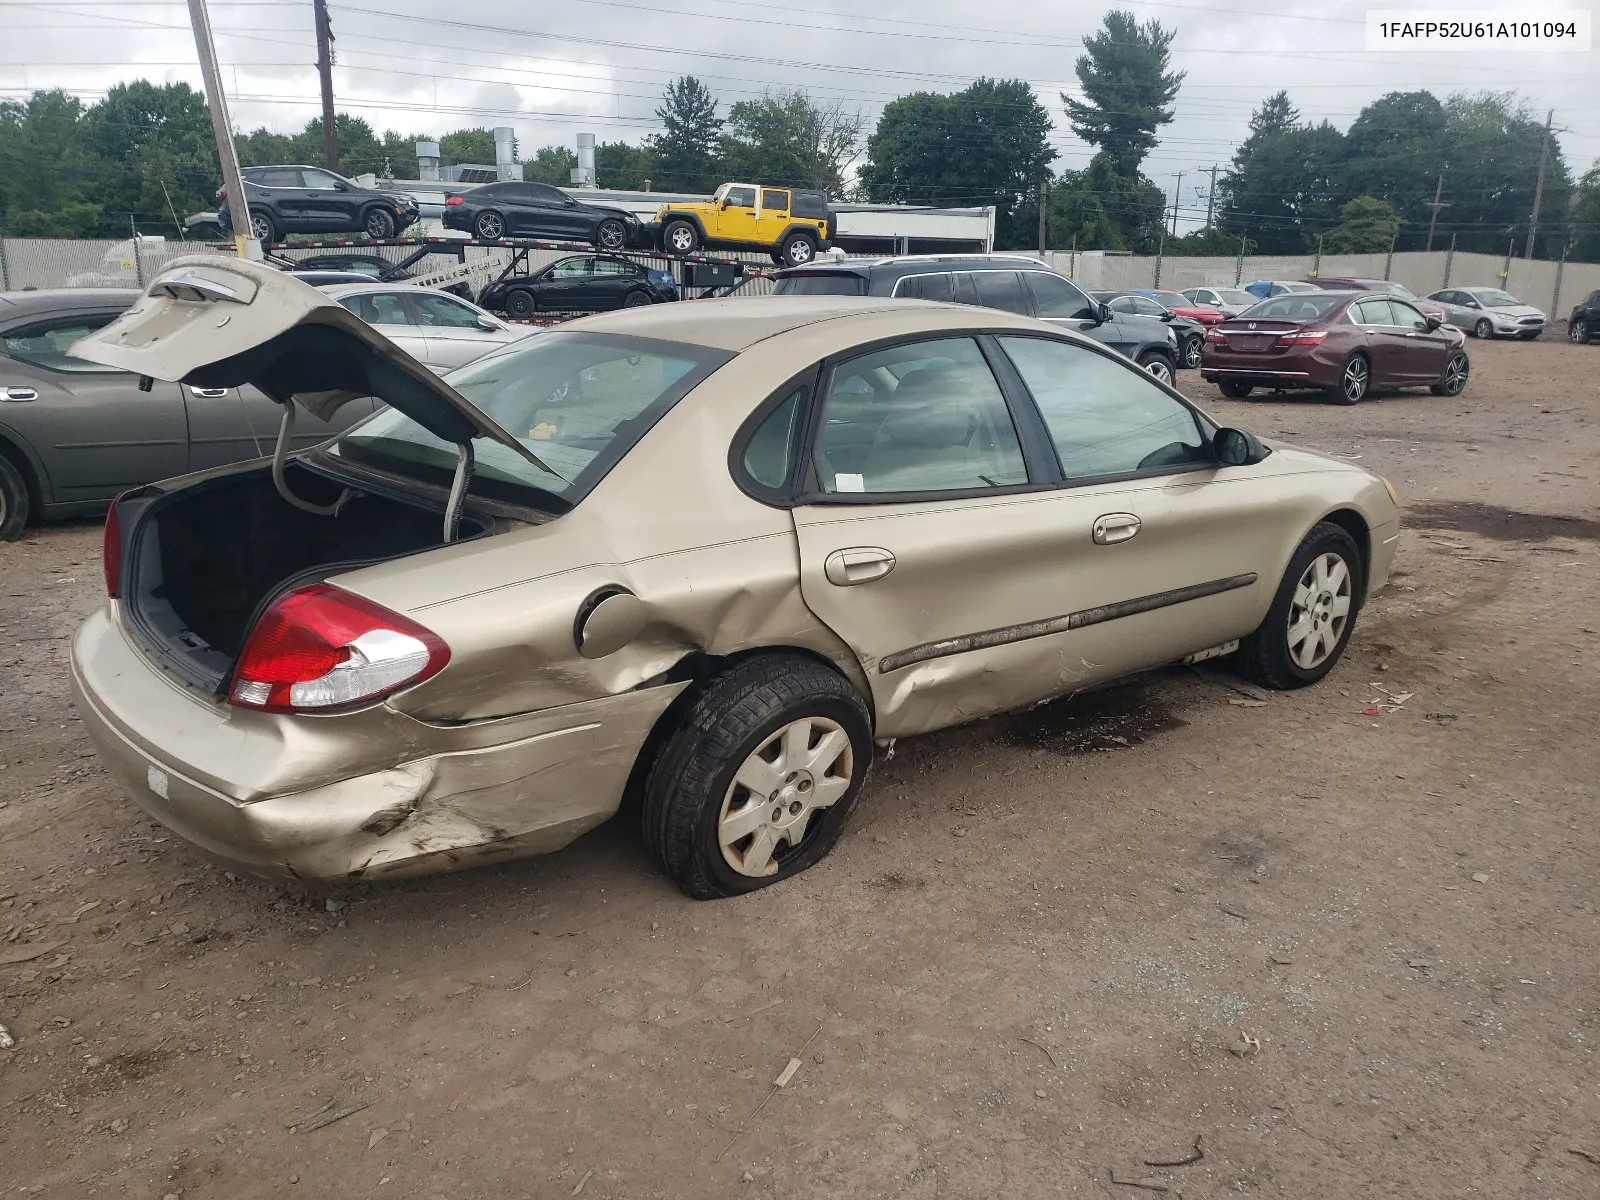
<box><xmin>1287</xmin><ymin>552</ymin><xmax>1352</xmax><ymax>670</ymax></box>
<box><xmin>251</xmin><ymin>216</ymin><xmax>270</xmax><ymax>242</ymax></box>
<box><xmin>480</xmin><ymin>215</ymin><xmax>502</xmax><ymax>239</ymax></box>
<box><xmin>1185</xmin><ymin>340</ymin><xmax>1202</xmax><ymax>366</ymax></box>
<box><xmin>1572</xmin><ymin>322</ymin><xmax>1586</xmax><ymax>343</ymax></box>
<box><xmin>789</xmin><ymin>240</ymin><xmax>811</xmax><ymax>263</ymax></box>
<box><xmin>1344</xmin><ymin>360</ymin><xmax>1367</xmax><ymax>400</ymax></box>
<box><xmin>717</xmin><ymin>717</ymin><xmax>853</xmax><ymax>878</ymax></box>
<box><xmin>600</xmin><ymin>225</ymin><xmax>623</xmax><ymax>248</ymax></box>
<box><xmin>1146</xmin><ymin>360</ymin><xmax>1172</xmax><ymax>384</ymax></box>
<box><xmin>670</xmin><ymin>227</ymin><xmax>693</xmax><ymax>251</ymax></box>
<box><xmin>1477</xmin><ymin>320</ymin><xmax>1492</xmax><ymax>338</ymax></box>
<box><xmin>1444</xmin><ymin>356</ymin><xmax>1467</xmax><ymax>392</ymax></box>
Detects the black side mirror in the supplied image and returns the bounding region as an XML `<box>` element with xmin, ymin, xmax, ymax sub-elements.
<box><xmin>1095</xmin><ymin>302</ymin><xmax>1112</xmax><ymax>324</ymax></box>
<box><xmin>1424</xmin><ymin>314</ymin><xmax>1443</xmax><ymax>331</ymax></box>
<box><xmin>1214</xmin><ymin>427</ymin><xmax>1268</xmax><ymax>466</ymax></box>
<box><xmin>1159</xmin><ymin>309</ymin><xmax>1174</xmax><ymax>321</ymax></box>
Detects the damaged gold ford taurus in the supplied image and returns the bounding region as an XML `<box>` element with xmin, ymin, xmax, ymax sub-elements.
<box><xmin>66</xmin><ymin>256</ymin><xmax>1399</xmax><ymax>899</ymax></box>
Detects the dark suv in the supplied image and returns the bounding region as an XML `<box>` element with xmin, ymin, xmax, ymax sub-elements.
<box><xmin>217</xmin><ymin>165</ymin><xmax>420</xmax><ymax>244</ymax></box>
<box><xmin>1570</xmin><ymin>290</ymin><xmax>1599</xmax><ymax>344</ymax></box>
<box><xmin>771</xmin><ymin>256</ymin><xmax>1180</xmax><ymax>382</ymax></box>
<box><xmin>442</xmin><ymin>181</ymin><xmax>644</xmax><ymax>250</ymax></box>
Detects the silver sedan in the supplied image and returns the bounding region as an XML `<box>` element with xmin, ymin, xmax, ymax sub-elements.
<box><xmin>1425</xmin><ymin>288</ymin><xmax>1546</xmax><ymax>340</ymax></box>
<box><xmin>322</xmin><ymin>283</ymin><xmax>536</xmax><ymax>371</ymax></box>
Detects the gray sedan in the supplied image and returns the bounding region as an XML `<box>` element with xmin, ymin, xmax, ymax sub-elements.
<box><xmin>1425</xmin><ymin>287</ymin><xmax>1546</xmax><ymax>340</ymax></box>
<box><xmin>320</xmin><ymin>283</ymin><xmax>536</xmax><ymax>372</ymax></box>
<box><xmin>0</xmin><ymin>288</ymin><xmax>373</xmax><ymax>540</ymax></box>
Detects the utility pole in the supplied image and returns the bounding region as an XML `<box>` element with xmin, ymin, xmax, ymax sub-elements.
<box><xmin>1424</xmin><ymin>173</ymin><xmax>1449</xmax><ymax>252</ymax></box>
<box><xmin>1204</xmin><ymin>163</ymin><xmax>1219</xmax><ymax>231</ymax></box>
<box><xmin>186</xmin><ymin>0</ymin><xmax>257</xmax><ymax>258</ymax></box>
<box><xmin>1037</xmin><ymin>179</ymin><xmax>1049</xmax><ymax>255</ymax></box>
<box><xmin>313</xmin><ymin>0</ymin><xmax>339</xmax><ymax>172</ymax></box>
<box><xmin>1170</xmin><ymin>171</ymin><xmax>1184</xmax><ymax>236</ymax></box>
<box><xmin>1524</xmin><ymin>108</ymin><xmax>1554</xmax><ymax>260</ymax></box>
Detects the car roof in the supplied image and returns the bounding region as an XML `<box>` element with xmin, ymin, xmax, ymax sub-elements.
<box><xmin>0</xmin><ymin>288</ymin><xmax>140</xmax><ymax>319</ymax></box>
<box><xmin>319</xmin><ymin>282</ymin><xmax>468</xmax><ymax>300</ymax></box>
<box><xmin>546</xmin><ymin>295</ymin><xmax>1048</xmax><ymax>351</ymax></box>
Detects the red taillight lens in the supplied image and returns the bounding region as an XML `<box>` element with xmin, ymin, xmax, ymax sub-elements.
<box><xmin>103</xmin><ymin>497</ymin><xmax>122</xmax><ymax>597</ymax></box>
<box><xmin>216</xmin><ymin>187</ymin><xmax>226</xmax><ymax>202</ymax></box>
<box><xmin>1275</xmin><ymin>330</ymin><xmax>1328</xmax><ymax>346</ymax></box>
<box><xmin>1204</xmin><ymin>329</ymin><xmax>1228</xmax><ymax>344</ymax></box>
<box><xmin>445</xmin><ymin>195</ymin><xmax>463</xmax><ymax>206</ymax></box>
<box><xmin>228</xmin><ymin>583</ymin><xmax>449</xmax><ymax>714</ymax></box>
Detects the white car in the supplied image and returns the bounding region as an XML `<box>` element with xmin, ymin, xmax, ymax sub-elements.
<box><xmin>1180</xmin><ymin>286</ymin><xmax>1258</xmax><ymax>317</ymax></box>
<box><xmin>1425</xmin><ymin>288</ymin><xmax>1546</xmax><ymax>340</ymax></box>
<box><xmin>322</xmin><ymin>283</ymin><xmax>534</xmax><ymax>371</ymax></box>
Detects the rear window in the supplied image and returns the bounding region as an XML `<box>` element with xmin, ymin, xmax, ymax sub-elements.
<box><xmin>330</xmin><ymin>332</ymin><xmax>732</xmax><ymax>510</ymax></box>
<box><xmin>772</xmin><ymin>272</ymin><xmax>867</xmax><ymax>296</ymax></box>
<box><xmin>792</xmin><ymin>192</ymin><xmax>829</xmax><ymax>219</ymax></box>
<box><xmin>1240</xmin><ymin>294</ymin><xmax>1344</xmax><ymax>320</ymax></box>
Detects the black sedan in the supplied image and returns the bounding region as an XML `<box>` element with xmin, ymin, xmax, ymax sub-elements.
<box><xmin>444</xmin><ymin>181</ymin><xmax>644</xmax><ymax>250</ymax></box>
<box><xmin>1091</xmin><ymin>290</ymin><xmax>1207</xmax><ymax>368</ymax></box>
<box><xmin>478</xmin><ymin>255</ymin><xmax>677</xmax><ymax>317</ymax></box>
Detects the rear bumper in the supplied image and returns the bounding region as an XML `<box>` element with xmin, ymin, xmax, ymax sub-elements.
<box><xmin>71</xmin><ymin>606</ymin><xmax>684</xmax><ymax>882</ymax></box>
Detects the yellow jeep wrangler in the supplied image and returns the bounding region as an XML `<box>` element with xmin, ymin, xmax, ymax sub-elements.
<box><xmin>654</xmin><ymin>183</ymin><xmax>832</xmax><ymax>266</ymax></box>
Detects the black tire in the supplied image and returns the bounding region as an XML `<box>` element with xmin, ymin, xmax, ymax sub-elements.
<box><xmin>1570</xmin><ymin>318</ymin><xmax>1591</xmax><ymax>345</ymax></box>
<box><xmin>663</xmin><ymin>219</ymin><xmax>698</xmax><ymax>256</ymax></box>
<box><xmin>474</xmin><ymin>210</ymin><xmax>505</xmax><ymax>241</ymax></box>
<box><xmin>1430</xmin><ymin>351</ymin><xmax>1469</xmax><ymax>396</ymax></box>
<box><xmin>642</xmin><ymin>654</ymin><xmax>873</xmax><ymax>900</ymax></box>
<box><xmin>1219</xmin><ymin>380</ymin><xmax>1254</xmax><ymax>399</ymax></box>
<box><xmin>0</xmin><ymin>453</ymin><xmax>30</xmax><ymax>542</ymax></box>
<box><xmin>622</xmin><ymin>289</ymin><xmax>652</xmax><ymax>307</ymax></box>
<box><xmin>596</xmin><ymin>219</ymin><xmax>627</xmax><ymax>251</ymax></box>
<box><xmin>1181</xmin><ymin>335</ymin><xmax>1204</xmax><ymax>369</ymax></box>
<box><xmin>1473</xmin><ymin>317</ymin><xmax>1494</xmax><ymax>339</ymax></box>
<box><xmin>780</xmin><ymin>232</ymin><xmax>817</xmax><ymax>267</ymax></box>
<box><xmin>504</xmin><ymin>289</ymin><xmax>536</xmax><ymax>318</ymax></box>
<box><xmin>363</xmin><ymin>208</ymin><xmax>396</xmax><ymax>240</ymax></box>
<box><xmin>1235</xmin><ymin>521</ymin><xmax>1365</xmax><ymax>690</ymax></box>
<box><xmin>1136</xmin><ymin>350</ymin><xmax>1176</xmax><ymax>387</ymax></box>
<box><xmin>1330</xmin><ymin>353</ymin><xmax>1369</xmax><ymax>405</ymax></box>
<box><xmin>248</xmin><ymin>210</ymin><xmax>277</xmax><ymax>245</ymax></box>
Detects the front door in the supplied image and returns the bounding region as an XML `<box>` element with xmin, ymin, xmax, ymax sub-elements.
<box><xmin>716</xmin><ymin>185</ymin><xmax>759</xmax><ymax>244</ymax></box>
<box><xmin>0</xmin><ymin>310</ymin><xmax>188</xmax><ymax>502</ymax></box>
<box><xmin>335</xmin><ymin>291</ymin><xmax>433</xmax><ymax>365</ymax></box>
<box><xmin>298</xmin><ymin>168</ymin><xmax>358</xmax><ymax>230</ymax></box>
<box><xmin>406</xmin><ymin>292</ymin><xmax>509</xmax><ymax>370</ymax></box>
<box><xmin>1390</xmin><ymin>299</ymin><xmax>1452</xmax><ymax>382</ymax></box>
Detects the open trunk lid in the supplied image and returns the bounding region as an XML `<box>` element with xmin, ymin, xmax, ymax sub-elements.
<box><xmin>67</xmin><ymin>254</ymin><xmax>549</xmax><ymax>471</ymax></box>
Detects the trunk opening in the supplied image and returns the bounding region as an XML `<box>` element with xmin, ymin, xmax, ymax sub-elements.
<box><xmin>123</xmin><ymin>463</ymin><xmax>491</xmax><ymax>693</ymax></box>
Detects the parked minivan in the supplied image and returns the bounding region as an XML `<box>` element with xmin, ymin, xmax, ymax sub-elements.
<box><xmin>771</xmin><ymin>256</ymin><xmax>1180</xmax><ymax>383</ymax></box>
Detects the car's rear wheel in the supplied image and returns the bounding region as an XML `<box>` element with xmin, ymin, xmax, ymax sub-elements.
<box><xmin>664</xmin><ymin>220</ymin><xmax>699</xmax><ymax>255</ymax></box>
<box><xmin>1136</xmin><ymin>350</ymin><xmax>1176</xmax><ymax>386</ymax></box>
<box><xmin>363</xmin><ymin>208</ymin><xmax>396</xmax><ymax>239</ymax></box>
<box><xmin>248</xmin><ymin>210</ymin><xmax>276</xmax><ymax>245</ymax></box>
<box><xmin>780</xmin><ymin>232</ymin><xmax>817</xmax><ymax>267</ymax></box>
<box><xmin>1474</xmin><ymin>317</ymin><xmax>1494</xmax><ymax>339</ymax></box>
<box><xmin>1181</xmin><ymin>335</ymin><xmax>1204</xmax><ymax>368</ymax></box>
<box><xmin>474</xmin><ymin>211</ymin><xmax>505</xmax><ymax>241</ymax></box>
<box><xmin>0</xmin><ymin>454</ymin><xmax>30</xmax><ymax>542</ymax></box>
<box><xmin>1572</xmin><ymin>318</ymin><xmax>1592</xmax><ymax>344</ymax></box>
<box><xmin>1219</xmin><ymin>380</ymin><xmax>1254</xmax><ymax>399</ymax></box>
<box><xmin>1235</xmin><ymin>521</ymin><xmax>1364</xmax><ymax>690</ymax></box>
<box><xmin>642</xmin><ymin>654</ymin><xmax>873</xmax><ymax>900</ymax></box>
<box><xmin>622</xmin><ymin>289</ymin><xmax>652</xmax><ymax>307</ymax></box>
<box><xmin>504</xmin><ymin>289</ymin><xmax>536</xmax><ymax>318</ymax></box>
<box><xmin>596</xmin><ymin>219</ymin><xmax>627</xmax><ymax>251</ymax></box>
<box><xmin>1430</xmin><ymin>351</ymin><xmax>1469</xmax><ymax>396</ymax></box>
<box><xmin>1331</xmin><ymin>353</ymin><xmax>1368</xmax><ymax>405</ymax></box>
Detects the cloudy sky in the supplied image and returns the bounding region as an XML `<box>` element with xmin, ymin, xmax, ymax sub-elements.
<box><xmin>2</xmin><ymin>0</ymin><xmax>1595</xmax><ymax>225</ymax></box>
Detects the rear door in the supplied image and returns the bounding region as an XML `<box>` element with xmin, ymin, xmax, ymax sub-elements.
<box><xmin>756</xmin><ymin>188</ymin><xmax>792</xmax><ymax>245</ymax></box>
<box><xmin>586</xmin><ymin>256</ymin><xmax>642</xmax><ymax>309</ymax></box>
<box><xmin>0</xmin><ymin>309</ymin><xmax>188</xmax><ymax>502</ymax></box>
<box><xmin>251</xmin><ymin>166</ymin><xmax>309</xmax><ymax>229</ymax></box>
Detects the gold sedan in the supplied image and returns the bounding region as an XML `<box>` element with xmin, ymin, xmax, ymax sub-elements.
<box><xmin>67</xmin><ymin>257</ymin><xmax>1399</xmax><ymax>898</ymax></box>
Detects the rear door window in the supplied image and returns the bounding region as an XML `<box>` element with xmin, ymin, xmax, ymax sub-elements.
<box><xmin>970</xmin><ymin>271</ymin><xmax>1030</xmax><ymax>315</ymax></box>
<box><xmin>1026</xmin><ymin>272</ymin><xmax>1096</xmax><ymax>319</ymax></box>
<box><xmin>1354</xmin><ymin>299</ymin><xmax>1398</xmax><ymax>326</ymax></box>
<box><xmin>894</xmin><ymin>273</ymin><xmax>953</xmax><ymax>302</ymax></box>
<box><xmin>761</xmin><ymin>189</ymin><xmax>790</xmax><ymax>212</ymax></box>
<box><xmin>340</xmin><ymin>292</ymin><xmax>411</xmax><ymax>326</ymax></box>
<box><xmin>252</xmin><ymin>167</ymin><xmax>302</xmax><ymax>188</ymax></box>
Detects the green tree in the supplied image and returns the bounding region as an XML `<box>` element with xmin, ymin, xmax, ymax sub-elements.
<box><xmin>594</xmin><ymin>140</ymin><xmax>655</xmax><ymax>190</ymax></box>
<box><xmin>1322</xmin><ymin>195</ymin><xmax>1401</xmax><ymax>253</ymax></box>
<box><xmin>1047</xmin><ymin>155</ymin><xmax>1166</xmax><ymax>252</ymax></box>
<box><xmin>859</xmin><ymin>78</ymin><xmax>1056</xmax><ymax>248</ymax></box>
<box><xmin>648</xmin><ymin>76</ymin><xmax>722</xmax><ymax>193</ymax></box>
<box><xmin>1342</xmin><ymin>92</ymin><xmax>1447</xmax><ymax>248</ymax></box>
<box><xmin>1062</xmin><ymin>10</ymin><xmax>1184</xmax><ymax>178</ymax></box>
<box><xmin>718</xmin><ymin>90</ymin><xmax>863</xmax><ymax>194</ymax></box>
<box><xmin>1572</xmin><ymin>160</ymin><xmax>1600</xmax><ymax>262</ymax></box>
<box><xmin>0</xmin><ymin>90</ymin><xmax>102</xmax><ymax>236</ymax></box>
<box><xmin>1220</xmin><ymin>93</ymin><xmax>1347</xmax><ymax>254</ymax></box>
<box><xmin>1441</xmin><ymin>91</ymin><xmax>1570</xmax><ymax>255</ymax></box>
<box><xmin>523</xmin><ymin>145</ymin><xmax>577</xmax><ymax>185</ymax></box>
<box><xmin>439</xmin><ymin>127</ymin><xmax>499</xmax><ymax>167</ymax></box>
<box><xmin>77</xmin><ymin>81</ymin><xmax>217</xmax><ymax>236</ymax></box>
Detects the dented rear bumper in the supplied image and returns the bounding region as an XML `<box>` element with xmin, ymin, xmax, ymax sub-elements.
<box><xmin>71</xmin><ymin>606</ymin><xmax>683</xmax><ymax>882</ymax></box>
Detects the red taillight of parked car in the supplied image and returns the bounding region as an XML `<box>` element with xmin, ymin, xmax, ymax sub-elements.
<box><xmin>215</xmin><ymin>187</ymin><xmax>226</xmax><ymax>203</ymax></box>
<box><xmin>445</xmin><ymin>195</ymin><xmax>463</xmax><ymax>206</ymax></box>
<box><xmin>102</xmin><ymin>496</ymin><xmax>122</xmax><ymax>598</ymax></box>
<box><xmin>1204</xmin><ymin>329</ymin><xmax>1228</xmax><ymax>344</ymax></box>
<box><xmin>1274</xmin><ymin>330</ymin><xmax>1328</xmax><ymax>346</ymax></box>
<box><xmin>228</xmin><ymin>583</ymin><xmax>449</xmax><ymax>714</ymax></box>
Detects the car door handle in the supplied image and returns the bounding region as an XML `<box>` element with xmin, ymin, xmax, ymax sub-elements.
<box><xmin>2</xmin><ymin>386</ymin><xmax>38</xmax><ymax>402</ymax></box>
<box><xmin>824</xmin><ymin>547</ymin><xmax>896</xmax><ymax>587</ymax></box>
<box><xmin>1092</xmin><ymin>513</ymin><xmax>1141</xmax><ymax>545</ymax></box>
<box><xmin>188</xmin><ymin>386</ymin><xmax>229</xmax><ymax>398</ymax></box>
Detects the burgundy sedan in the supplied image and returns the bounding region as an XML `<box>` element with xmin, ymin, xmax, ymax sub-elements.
<box><xmin>1199</xmin><ymin>291</ymin><xmax>1469</xmax><ymax>405</ymax></box>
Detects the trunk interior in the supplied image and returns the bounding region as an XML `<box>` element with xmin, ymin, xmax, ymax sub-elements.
<box><xmin>125</xmin><ymin>462</ymin><xmax>490</xmax><ymax>691</ymax></box>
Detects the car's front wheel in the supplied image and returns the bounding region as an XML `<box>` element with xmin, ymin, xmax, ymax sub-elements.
<box><xmin>504</xmin><ymin>289</ymin><xmax>536</xmax><ymax>318</ymax></box>
<box><xmin>663</xmin><ymin>219</ymin><xmax>699</xmax><ymax>255</ymax></box>
<box><xmin>1474</xmin><ymin>317</ymin><xmax>1494</xmax><ymax>339</ymax></box>
<box><xmin>1572</xmin><ymin>318</ymin><xmax>1593</xmax><ymax>344</ymax></box>
<box><xmin>1235</xmin><ymin>521</ymin><xmax>1364</xmax><ymax>689</ymax></box>
<box><xmin>596</xmin><ymin>219</ymin><xmax>627</xmax><ymax>251</ymax></box>
<box><xmin>363</xmin><ymin>208</ymin><xmax>396</xmax><ymax>239</ymax></box>
<box><xmin>643</xmin><ymin>654</ymin><xmax>873</xmax><ymax>900</ymax></box>
<box><xmin>1430</xmin><ymin>351</ymin><xmax>1469</xmax><ymax>396</ymax></box>
<box><xmin>474</xmin><ymin>211</ymin><xmax>505</xmax><ymax>240</ymax></box>
<box><xmin>0</xmin><ymin>454</ymin><xmax>30</xmax><ymax>542</ymax></box>
<box><xmin>1136</xmin><ymin>350</ymin><xmax>1176</xmax><ymax>386</ymax></box>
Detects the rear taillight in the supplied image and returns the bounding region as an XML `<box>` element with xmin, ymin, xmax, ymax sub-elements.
<box><xmin>215</xmin><ymin>187</ymin><xmax>226</xmax><ymax>202</ymax></box>
<box><xmin>1275</xmin><ymin>330</ymin><xmax>1328</xmax><ymax>346</ymax></box>
<box><xmin>1204</xmin><ymin>329</ymin><xmax>1228</xmax><ymax>343</ymax></box>
<box><xmin>103</xmin><ymin>497</ymin><xmax>122</xmax><ymax>597</ymax></box>
<box><xmin>445</xmin><ymin>195</ymin><xmax>463</xmax><ymax>206</ymax></box>
<box><xmin>227</xmin><ymin>583</ymin><xmax>449</xmax><ymax>714</ymax></box>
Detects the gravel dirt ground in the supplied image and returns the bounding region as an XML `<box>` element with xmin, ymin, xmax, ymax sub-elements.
<box><xmin>1</xmin><ymin>336</ymin><xmax>1597</xmax><ymax>1199</ymax></box>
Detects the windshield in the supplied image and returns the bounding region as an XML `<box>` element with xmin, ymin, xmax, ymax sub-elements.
<box><xmin>330</xmin><ymin>332</ymin><xmax>731</xmax><ymax>510</ymax></box>
<box><xmin>1475</xmin><ymin>290</ymin><xmax>1521</xmax><ymax>307</ymax></box>
<box><xmin>1239</xmin><ymin>294</ymin><xmax>1344</xmax><ymax>319</ymax></box>
<box><xmin>772</xmin><ymin>272</ymin><xmax>867</xmax><ymax>296</ymax></box>
<box><xmin>1214</xmin><ymin>289</ymin><xmax>1255</xmax><ymax>305</ymax></box>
